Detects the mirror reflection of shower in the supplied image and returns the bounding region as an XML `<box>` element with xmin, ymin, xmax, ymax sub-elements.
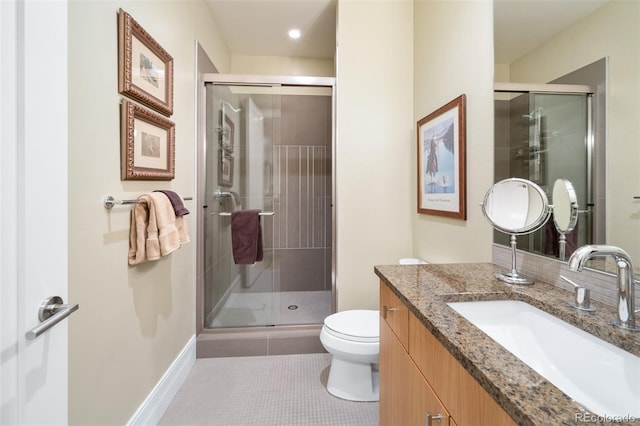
<box><xmin>494</xmin><ymin>84</ymin><xmax>595</xmax><ymax>261</ymax></box>
<box><xmin>522</xmin><ymin>107</ymin><xmax>544</xmax><ymax>182</ymax></box>
<box><xmin>493</xmin><ymin>58</ymin><xmax>606</xmax><ymax>264</ymax></box>
<box><xmin>203</xmin><ymin>81</ymin><xmax>334</xmax><ymax>330</ymax></box>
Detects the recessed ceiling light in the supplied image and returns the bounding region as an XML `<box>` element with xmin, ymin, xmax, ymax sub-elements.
<box><xmin>288</xmin><ymin>28</ymin><xmax>301</xmax><ymax>39</ymax></box>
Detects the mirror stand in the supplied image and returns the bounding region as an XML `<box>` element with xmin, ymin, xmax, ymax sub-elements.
<box><xmin>558</xmin><ymin>233</ymin><xmax>567</xmax><ymax>261</ymax></box>
<box><xmin>497</xmin><ymin>234</ymin><xmax>535</xmax><ymax>285</ymax></box>
<box><xmin>482</xmin><ymin>178</ymin><xmax>550</xmax><ymax>286</ymax></box>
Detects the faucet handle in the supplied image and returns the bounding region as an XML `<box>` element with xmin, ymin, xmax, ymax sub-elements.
<box><xmin>560</xmin><ymin>275</ymin><xmax>596</xmax><ymax>312</ymax></box>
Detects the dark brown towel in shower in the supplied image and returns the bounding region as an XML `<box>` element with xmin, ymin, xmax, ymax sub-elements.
<box><xmin>544</xmin><ymin>218</ymin><xmax>579</xmax><ymax>257</ymax></box>
<box><xmin>231</xmin><ymin>210</ymin><xmax>263</xmax><ymax>264</ymax></box>
<box><xmin>153</xmin><ymin>190</ymin><xmax>190</xmax><ymax>216</ymax></box>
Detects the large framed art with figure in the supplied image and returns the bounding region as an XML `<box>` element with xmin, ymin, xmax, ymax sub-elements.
<box><xmin>417</xmin><ymin>94</ymin><xmax>467</xmax><ymax>220</ymax></box>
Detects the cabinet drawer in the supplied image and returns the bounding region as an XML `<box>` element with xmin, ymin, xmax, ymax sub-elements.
<box><xmin>380</xmin><ymin>281</ymin><xmax>409</xmax><ymax>349</ymax></box>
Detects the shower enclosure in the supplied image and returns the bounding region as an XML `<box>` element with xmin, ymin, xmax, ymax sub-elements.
<box><xmin>493</xmin><ymin>83</ymin><xmax>599</xmax><ymax>259</ymax></box>
<box><xmin>200</xmin><ymin>76</ymin><xmax>335</xmax><ymax>334</ymax></box>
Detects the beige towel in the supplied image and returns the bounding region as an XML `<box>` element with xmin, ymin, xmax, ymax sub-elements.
<box><xmin>128</xmin><ymin>193</ymin><xmax>190</xmax><ymax>265</ymax></box>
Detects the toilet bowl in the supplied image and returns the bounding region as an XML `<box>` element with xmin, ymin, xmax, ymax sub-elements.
<box><xmin>319</xmin><ymin>309</ymin><xmax>379</xmax><ymax>402</ymax></box>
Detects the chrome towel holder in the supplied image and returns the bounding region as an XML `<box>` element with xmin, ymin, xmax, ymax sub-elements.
<box><xmin>219</xmin><ymin>211</ymin><xmax>274</xmax><ymax>216</ymax></box>
<box><xmin>104</xmin><ymin>195</ymin><xmax>193</xmax><ymax>209</ymax></box>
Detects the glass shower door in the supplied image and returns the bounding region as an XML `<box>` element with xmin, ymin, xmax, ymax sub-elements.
<box><xmin>204</xmin><ymin>83</ymin><xmax>279</xmax><ymax>328</ymax></box>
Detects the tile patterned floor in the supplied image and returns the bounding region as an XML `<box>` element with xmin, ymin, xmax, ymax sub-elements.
<box><xmin>159</xmin><ymin>353</ymin><xmax>379</xmax><ymax>426</ymax></box>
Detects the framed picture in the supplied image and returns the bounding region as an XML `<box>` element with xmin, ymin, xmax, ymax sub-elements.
<box><xmin>218</xmin><ymin>151</ymin><xmax>234</xmax><ymax>187</ymax></box>
<box><xmin>118</xmin><ymin>8</ymin><xmax>173</xmax><ymax>117</ymax></box>
<box><xmin>121</xmin><ymin>100</ymin><xmax>175</xmax><ymax>180</ymax></box>
<box><xmin>417</xmin><ymin>94</ymin><xmax>467</xmax><ymax>219</ymax></box>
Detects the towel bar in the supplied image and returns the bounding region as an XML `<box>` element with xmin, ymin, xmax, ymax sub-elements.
<box><xmin>219</xmin><ymin>211</ymin><xmax>274</xmax><ymax>216</ymax></box>
<box><xmin>213</xmin><ymin>189</ymin><xmax>233</xmax><ymax>198</ymax></box>
<box><xmin>104</xmin><ymin>195</ymin><xmax>193</xmax><ymax>209</ymax></box>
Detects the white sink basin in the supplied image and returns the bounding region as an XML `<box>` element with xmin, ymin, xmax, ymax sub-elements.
<box><xmin>447</xmin><ymin>300</ymin><xmax>640</xmax><ymax>417</ymax></box>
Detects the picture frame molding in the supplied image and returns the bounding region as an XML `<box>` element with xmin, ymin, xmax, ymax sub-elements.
<box><xmin>417</xmin><ymin>94</ymin><xmax>467</xmax><ymax>220</ymax></box>
<box><xmin>118</xmin><ymin>8</ymin><xmax>174</xmax><ymax>117</ymax></box>
<box><xmin>121</xmin><ymin>100</ymin><xmax>175</xmax><ymax>181</ymax></box>
<box><xmin>218</xmin><ymin>151</ymin><xmax>234</xmax><ymax>187</ymax></box>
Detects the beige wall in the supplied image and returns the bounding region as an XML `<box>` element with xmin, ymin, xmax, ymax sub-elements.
<box><xmin>507</xmin><ymin>1</ymin><xmax>640</xmax><ymax>265</ymax></box>
<box><xmin>67</xmin><ymin>0</ymin><xmax>497</xmax><ymax>421</ymax></box>
<box><xmin>335</xmin><ymin>0</ymin><xmax>414</xmax><ymax>311</ymax></box>
<box><xmin>411</xmin><ymin>0</ymin><xmax>495</xmax><ymax>263</ymax></box>
<box><xmin>67</xmin><ymin>1</ymin><xmax>228</xmax><ymax>424</ymax></box>
<box><xmin>231</xmin><ymin>54</ymin><xmax>334</xmax><ymax>76</ymax></box>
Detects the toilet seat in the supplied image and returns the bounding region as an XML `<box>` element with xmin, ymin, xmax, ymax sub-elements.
<box><xmin>323</xmin><ymin>310</ymin><xmax>379</xmax><ymax>343</ymax></box>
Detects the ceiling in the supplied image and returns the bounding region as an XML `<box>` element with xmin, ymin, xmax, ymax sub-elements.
<box><xmin>204</xmin><ymin>0</ymin><xmax>609</xmax><ymax>64</ymax></box>
<box><xmin>204</xmin><ymin>0</ymin><xmax>337</xmax><ymax>59</ymax></box>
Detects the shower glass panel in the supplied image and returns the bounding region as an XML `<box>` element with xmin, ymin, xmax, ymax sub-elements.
<box><xmin>204</xmin><ymin>82</ymin><xmax>333</xmax><ymax>329</ymax></box>
<box><xmin>494</xmin><ymin>90</ymin><xmax>592</xmax><ymax>258</ymax></box>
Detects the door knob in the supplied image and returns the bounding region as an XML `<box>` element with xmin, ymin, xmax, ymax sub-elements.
<box><xmin>25</xmin><ymin>296</ymin><xmax>79</xmax><ymax>340</ymax></box>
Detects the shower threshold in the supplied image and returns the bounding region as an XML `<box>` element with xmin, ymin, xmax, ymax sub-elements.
<box><xmin>196</xmin><ymin>324</ymin><xmax>326</xmax><ymax>358</ymax></box>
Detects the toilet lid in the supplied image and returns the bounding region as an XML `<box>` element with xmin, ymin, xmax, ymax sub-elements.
<box><xmin>324</xmin><ymin>310</ymin><xmax>379</xmax><ymax>342</ymax></box>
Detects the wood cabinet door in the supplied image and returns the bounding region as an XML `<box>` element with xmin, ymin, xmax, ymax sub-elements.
<box><xmin>409</xmin><ymin>313</ymin><xmax>515</xmax><ymax>426</ymax></box>
<box><xmin>410</xmin><ymin>371</ymin><xmax>451</xmax><ymax>426</ymax></box>
<box><xmin>380</xmin><ymin>317</ymin><xmax>410</xmax><ymax>426</ymax></box>
<box><xmin>380</xmin><ymin>318</ymin><xmax>451</xmax><ymax>426</ymax></box>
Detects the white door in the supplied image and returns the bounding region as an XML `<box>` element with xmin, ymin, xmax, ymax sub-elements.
<box><xmin>1</xmin><ymin>1</ymin><xmax>71</xmax><ymax>424</ymax></box>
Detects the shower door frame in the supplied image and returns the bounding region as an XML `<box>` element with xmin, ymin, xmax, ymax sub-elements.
<box><xmin>494</xmin><ymin>82</ymin><xmax>604</xmax><ymax>258</ymax></box>
<box><xmin>197</xmin><ymin>74</ymin><xmax>337</xmax><ymax>335</ymax></box>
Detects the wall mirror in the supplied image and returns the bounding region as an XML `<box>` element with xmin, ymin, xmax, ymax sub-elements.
<box><xmin>493</xmin><ymin>0</ymin><xmax>640</xmax><ymax>274</ymax></box>
<box><xmin>481</xmin><ymin>178</ymin><xmax>550</xmax><ymax>284</ymax></box>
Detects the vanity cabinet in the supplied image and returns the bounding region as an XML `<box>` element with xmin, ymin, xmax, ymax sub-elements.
<box><xmin>380</xmin><ymin>283</ymin><xmax>452</xmax><ymax>426</ymax></box>
<box><xmin>380</xmin><ymin>281</ymin><xmax>515</xmax><ymax>426</ymax></box>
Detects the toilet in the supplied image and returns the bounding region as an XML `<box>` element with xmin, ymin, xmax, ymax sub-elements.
<box><xmin>320</xmin><ymin>309</ymin><xmax>380</xmax><ymax>401</ymax></box>
<box><xmin>320</xmin><ymin>258</ymin><xmax>426</xmax><ymax>402</ymax></box>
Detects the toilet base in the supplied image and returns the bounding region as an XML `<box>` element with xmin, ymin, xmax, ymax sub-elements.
<box><xmin>325</xmin><ymin>356</ymin><xmax>379</xmax><ymax>402</ymax></box>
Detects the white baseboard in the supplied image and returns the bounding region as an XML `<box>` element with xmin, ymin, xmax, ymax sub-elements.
<box><xmin>127</xmin><ymin>335</ymin><xmax>196</xmax><ymax>426</ymax></box>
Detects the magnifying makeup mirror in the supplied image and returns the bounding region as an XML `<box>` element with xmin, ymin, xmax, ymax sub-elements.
<box><xmin>482</xmin><ymin>177</ymin><xmax>551</xmax><ymax>285</ymax></box>
<box><xmin>552</xmin><ymin>179</ymin><xmax>579</xmax><ymax>261</ymax></box>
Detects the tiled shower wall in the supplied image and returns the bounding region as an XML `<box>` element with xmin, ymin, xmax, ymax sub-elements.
<box><xmin>273</xmin><ymin>94</ymin><xmax>332</xmax><ymax>292</ymax></box>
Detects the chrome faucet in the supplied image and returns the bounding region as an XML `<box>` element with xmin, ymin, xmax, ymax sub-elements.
<box><xmin>568</xmin><ymin>245</ymin><xmax>639</xmax><ymax>331</ymax></box>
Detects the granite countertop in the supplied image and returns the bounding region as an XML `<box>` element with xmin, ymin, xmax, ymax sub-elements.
<box><xmin>374</xmin><ymin>263</ymin><xmax>640</xmax><ymax>426</ymax></box>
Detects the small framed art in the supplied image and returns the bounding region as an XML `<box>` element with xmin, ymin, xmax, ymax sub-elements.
<box><xmin>118</xmin><ymin>8</ymin><xmax>174</xmax><ymax>117</ymax></box>
<box><xmin>121</xmin><ymin>100</ymin><xmax>175</xmax><ymax>180</ymax></box>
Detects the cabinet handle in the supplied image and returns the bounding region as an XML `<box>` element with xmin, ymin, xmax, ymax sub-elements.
<box><xmin>425</xmin><ymin>412</ymin><xmax>443</xmax><ymax>426</ymax></box>
<box><xmin>382</xmin><ymin>306</ymin><xmax>401</xmax><ymax>319</ymax></box>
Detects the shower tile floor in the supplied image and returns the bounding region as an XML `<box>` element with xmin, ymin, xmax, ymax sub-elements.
<box><xmin>209</xmin><ymin>290</ymin><xmax>332</xmax><ymax>328</ymax></box>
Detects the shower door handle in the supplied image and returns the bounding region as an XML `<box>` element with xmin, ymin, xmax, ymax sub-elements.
<box><xmin>25</xmin><ymin>296</ymin><xmax>79</xmax><ymax>340</ymax></box>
